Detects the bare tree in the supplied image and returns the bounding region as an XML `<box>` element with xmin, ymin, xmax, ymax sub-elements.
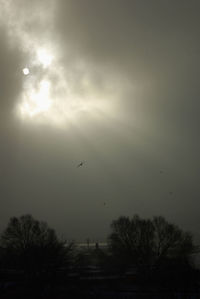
<box><xmin>153</xmin><ymin>216</ymin><xmax>195</xmax><ymax>262</ymax></box>
<box><xmin>0</xmin><ymin>214</ymin><xmax>74</xmax><ymax>278</ymax></box>
<box><xmin>108</xmin><ymin>215</ymin><xmax>196</xmax><ymax>271</ymax></box>
<box><xmin>108</xmin><ymin>215</ymin><xmax>154</xmax><ymax>268</ymax></box>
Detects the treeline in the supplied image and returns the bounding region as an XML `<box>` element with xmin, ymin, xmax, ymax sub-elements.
<box><xmin>0</xmin><ymin>214</ymin><xmax>199</xmax><ymax>287</ymax></box>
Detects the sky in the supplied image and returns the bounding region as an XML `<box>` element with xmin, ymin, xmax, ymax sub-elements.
<box><xmin>0</xmin><ymin>0</ymin><xmax>200</xmax><ymax>242</ymax></box>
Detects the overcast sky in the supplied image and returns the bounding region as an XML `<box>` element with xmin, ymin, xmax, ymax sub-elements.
<box><xmin>0</xmin><ymin>0</ymin><xmax>200</xmax><ymax>242</ymax></box>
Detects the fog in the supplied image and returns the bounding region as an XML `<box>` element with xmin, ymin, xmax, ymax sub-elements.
<box><xmin>0</xmin><ymin>0</ymin><xmax>200</xmax><ymax>241</ymax></box>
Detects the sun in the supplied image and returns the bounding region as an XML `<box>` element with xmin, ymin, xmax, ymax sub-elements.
<box><xmin>18</xmin><ymin>45</ymin><xmax>111</xmax><ymax>127</ymax></box>
<box><xmin>19</xmin><ymin>46</ymin><xmax>54</xmax><ymax>118</ymax></box>
<box><xmin>23</xmin><ymin>68</ymin><xmax>30</xmax><ymax>75</ymax></box>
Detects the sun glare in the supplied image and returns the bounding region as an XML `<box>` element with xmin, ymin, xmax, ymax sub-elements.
<box><xmin>18</xmin><ymin>45</ymin><xmax>112</xmax><ymax>127</ymax></box>
<box><xmin>23</xmin><ymin>68</ymin><xmax>30</xmax><ymax>75</ymax></box>
<box><xmin>20</xmin><ymin>80</ymin><xmax>52</xmax><ymax>117</ymax></box>
<box><xmin>36</xmin><ymin>48</ymin><xmax>53</xmax><ymax>68</ymax></box>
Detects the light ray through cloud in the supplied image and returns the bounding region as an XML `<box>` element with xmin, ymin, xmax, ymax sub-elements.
<box><xmin>36</xmin><ymin>48</ymin><xmax>54</xmax><ymax>68</ymax></box>
<box><xmin>0</xmin><ymin>0</ymin><xmax>122</xmax><ymax>129</ymax></box>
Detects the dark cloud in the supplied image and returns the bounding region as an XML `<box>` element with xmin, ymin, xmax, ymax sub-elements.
<box><xmin>57</xmin><ymin>0</ymin><xmax>200</xmax><ymax>77</ymax></box>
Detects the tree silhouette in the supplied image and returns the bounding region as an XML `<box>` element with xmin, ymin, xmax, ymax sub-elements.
<box><xmin>0</xmin><ymin>214</ymin><xmax>74</xmax><ymax>280</ymax></box>
<box><xmin>152</xmin><ymin>216</ymin><xmax>195</xmax><ymax>263</ymax></box>
<box><xmin>108</xmin><ymin>215</ymin><xmax>196</xmax><ymax>273</ymax></box>
<box><xmin>108</xmin><ymin>215</ymin><xmax>155</xmax><ymax>271</ymax></box>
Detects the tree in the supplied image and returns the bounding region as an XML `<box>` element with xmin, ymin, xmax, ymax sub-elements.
<box><xmin>108</xmin><ymin>215</ymin><xmax>154</xmax><ymax>270</ymax></box>
<box><xmin>152</xmin><ymin>216</ymin><xmax>195</xmax><ymax>263</ymax></box>
<box><xmin>108</xmin><ymin>215</ymin><xmax>196</xmax><ymax>272</ymax></box>
<box><xmin>0</xmin><ymin>214</ymin><xmax>74</xmax><ymax>279</ymax></box>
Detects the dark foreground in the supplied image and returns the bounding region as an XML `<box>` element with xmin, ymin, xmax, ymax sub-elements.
<box><xmin>0</xmin><ymin>269</ymin><xmax>200</xmax><ymax>299</ymax></box>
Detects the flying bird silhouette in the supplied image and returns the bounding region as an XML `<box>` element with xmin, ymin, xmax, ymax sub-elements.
<box><xmin>77</xmin><ymin>161</ymin><xmax>85</xmax><ymax>168</ymax></box>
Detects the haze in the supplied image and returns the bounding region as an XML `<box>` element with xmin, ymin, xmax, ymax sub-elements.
<box><xmin>0</xmin><ymin>0</ymin><xmax>199</xmax><ymax>242</ymax></box>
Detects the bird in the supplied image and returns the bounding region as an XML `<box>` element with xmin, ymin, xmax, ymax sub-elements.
<box><xmin>77</xmin><ymin>161</ymin><xmax>85</xmax><ymax>168</ymax></box>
